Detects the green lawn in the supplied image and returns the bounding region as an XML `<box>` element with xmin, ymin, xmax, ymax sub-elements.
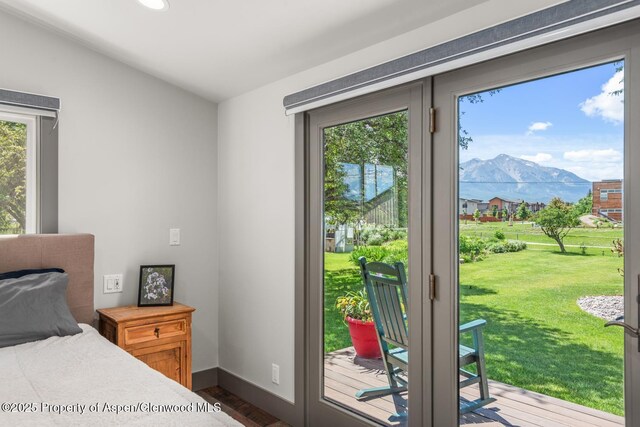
<box><xmin>324</xmin><ymin>241</ymin><xmax>625</xmax><ymax>415</ymax></box>
<box><xmin>324</xmin><ymin>254</ymin><xmax>363</xmax><ymax>352</ymax></box>
<box><xmin>460</xmin><ymin>221</ymin><xmax>622</xmax><ymax>248</ymax></box>
<box><xmin>460</xmin><ymin>248</ymin><xmax>623</xmax><ymax>415</ymax></box>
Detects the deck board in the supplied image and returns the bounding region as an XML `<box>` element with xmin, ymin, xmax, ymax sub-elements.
<box><xmin>324</xmin><ymin>347</ymin><xmax>624</xmax><ymax>427</ymax></box>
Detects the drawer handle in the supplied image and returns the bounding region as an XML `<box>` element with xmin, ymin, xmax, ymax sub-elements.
<box><xmin>154</xmin><ymin>327</ymin><xmax>160</xmax><ymax>338</ymax></box>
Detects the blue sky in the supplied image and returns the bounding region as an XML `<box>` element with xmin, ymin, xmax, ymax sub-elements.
<box><xmin>459</xmin><ymin>61</ymin><xmax>624</xmax><ymax>182</ymax></box>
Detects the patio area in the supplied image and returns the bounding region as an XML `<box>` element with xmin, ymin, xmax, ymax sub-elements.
<box><xmin>324</xmin><ymin>347</ymin><xmax>624</xmax><ymax>426</ymax></box>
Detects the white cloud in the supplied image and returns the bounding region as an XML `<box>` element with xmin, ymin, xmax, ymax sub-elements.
<box><xmin>521</xmin><ymin>153</ymin><xmax>552</xmax><ymax>163</ymax></box>
<box><xmin>565</xmin><ymin>164</ymin><xmax>623</xmax><ymax>182</ymax></box>
<box><xmin>580</xmin><ymin>70</ymin><xmax>624</xmax><ymax>124</ymax></box>
<box><xmin>563</xmin><ymin>148</ymin><xmax>623</xmax><ymax>181</ymax></box>
<box><xmin>526</xmin><ymin>121</ymin><xmax>552</xmax><ymax>135</ymax></box>
<box><xmin>563</xmin><ymin>148</ymin><xmax>623</xmax><ymax>162</ymax></box>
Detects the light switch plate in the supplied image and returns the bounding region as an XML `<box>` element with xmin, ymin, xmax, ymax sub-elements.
<box><xmin>103</xmin><ymin>274</ymin><xmax>123</xmax><ymax>294</ymax></box>
<box><xmin>170</xmin><ymin>228</ymin><xmax>180</xmax><ymax>246</ymax></box>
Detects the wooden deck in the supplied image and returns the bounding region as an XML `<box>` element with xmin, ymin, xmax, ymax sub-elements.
<box><xmin>324</xmin><ymin>347</ymin><xmax>624</xmax><ymax>426</ymax></box>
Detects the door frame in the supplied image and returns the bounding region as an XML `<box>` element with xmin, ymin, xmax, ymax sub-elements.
<box><xmin>302</xmin><ymin>81</ymin><xmax>430</xmax><ymax>426</ymax></box>
<box><xmin>432</xmin><ymin>20</ymin><xmax>640</xmax><ymax>426</ymax></box>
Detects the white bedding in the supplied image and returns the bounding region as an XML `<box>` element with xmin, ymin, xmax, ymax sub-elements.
<box><xmin>0</xmin><ymin>324</ymin><xmax>242</xmax><ymax>426</ymax></box>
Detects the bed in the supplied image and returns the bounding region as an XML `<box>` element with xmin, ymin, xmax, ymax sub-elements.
<box><xmin>0</xmin><ymin>234</ymin><xmax>241</xmax><ymax>426</ymax></box>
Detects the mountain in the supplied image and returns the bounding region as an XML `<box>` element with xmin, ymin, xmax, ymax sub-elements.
<box><xmin>459</xmin><ymin>154</ymin><xmax>590</xmax><ymax>203</ymax></box>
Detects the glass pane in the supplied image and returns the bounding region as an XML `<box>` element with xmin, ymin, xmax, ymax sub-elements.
<box><xmin>0</xmin><ymin>119</ymin><xmax>28</xmax><ymax>235</ymax></box>
<box><xmin>323</xmin><ymin>111</ymin><xmax>409</xmax><ymax>425</ymax></box>
<box><xmin>457</xmin><ymin>62</ymin><xmax>624</xmax><ymax>425</ymax></box>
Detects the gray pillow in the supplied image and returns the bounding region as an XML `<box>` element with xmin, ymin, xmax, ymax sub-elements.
<box><xmin>0</xmin><ymin>272</ymin><xmax>82</xmax><ymax>348</ymax></box>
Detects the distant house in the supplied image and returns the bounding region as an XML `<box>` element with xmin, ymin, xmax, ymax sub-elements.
<box><xmin>592</xmin><ymin>180</ymin><xmax>623</xmax><ymax>221</ymax></box>
<box><xmin>527</xmin><ymin>202</ymin><xmax>545</xmax><ymax>214</ymax></box>
<box><xmin>488</xmin><ymin>197</ymin><xmax>520</xmax><ymax>215</ymax></box>
<box><xmin>459</xmin><ymin>196</ymin><xmax>544</xmax><ymax>220</ymax></box>
<box><xmin>459</xmin><ymin>198</ymin><xmax>483</xmax><ymax>215</ymax></box>
<box><xmin>484</xmin><ymin>197</ymin><xmax>545</xmax><ymax>218</ymax></box>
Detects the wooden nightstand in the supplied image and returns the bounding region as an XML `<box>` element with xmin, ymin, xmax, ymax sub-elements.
<box><xmin>97</xmin><ymin>303</ymin><xmax>195</xmax><ymax>390</ymax></box>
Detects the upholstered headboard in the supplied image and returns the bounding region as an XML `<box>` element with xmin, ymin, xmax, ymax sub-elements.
<box><xmin>0</xmin><ymin>234</ymin><xmax>95</xmax><ymax>324</ymax></box>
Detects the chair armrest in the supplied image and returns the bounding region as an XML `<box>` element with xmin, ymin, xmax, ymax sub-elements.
<box><xmin>459</xmin><ymin>319</ymin><xmax>487</xmax><ymax>333</ymax></box>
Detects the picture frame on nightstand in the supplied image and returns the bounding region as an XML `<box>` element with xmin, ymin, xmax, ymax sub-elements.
<box><xmin>137</xmin><ymin>264</ymin><xmax>175</xmax><ymax>307</ymax></box>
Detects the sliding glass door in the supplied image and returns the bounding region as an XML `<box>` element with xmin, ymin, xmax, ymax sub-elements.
<box><xmin>303</xmin><ymin>19</ymin><xmax>640</xmax><ymax>427</ymax></box>
<box><xmin>432</xmin><ymin>21</ymin><xmax>640</xmax><ymax>426</ymax></box>
<box><xmin>306</xmin><ymin>82</ymin><xmax>429</xmax><ymax>427</ymax></box>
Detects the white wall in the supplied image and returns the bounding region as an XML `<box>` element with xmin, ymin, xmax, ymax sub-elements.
<box><xmin>0</xmin><ymin>11</ymin><xmax>219</xmax><ymax>372</ymax></box>
<box><xmin>218</xmin><ymin>0</ymin><xmax>563</xmax><ymax>402</ymax></box>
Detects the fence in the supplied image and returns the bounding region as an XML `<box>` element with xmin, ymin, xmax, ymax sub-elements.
<box><xmin>459</xmin><ymin>214</ymin><xmax>501</xmax><ymax>223</ymax></box>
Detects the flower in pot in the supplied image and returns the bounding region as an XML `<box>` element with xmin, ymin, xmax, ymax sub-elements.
<box><xmin>336</xmin><ymin>289</ymin><xmax>381</xmax><ymax>359</ymax></box>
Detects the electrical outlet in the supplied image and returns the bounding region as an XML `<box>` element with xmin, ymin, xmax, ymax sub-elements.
<box><xmin>103</xmin><ymin>274</ymin><xmax>123</xmax><ymax>294</ymax></box>
<box><xmin>113</xmin><ymin>275</ymin><xmax>122</xmax><ymax>292</ymax></box>
<box><xmin>271</xmin><ymin>363</ymin><xmax>280</xmax><ymax>385</ymax></box>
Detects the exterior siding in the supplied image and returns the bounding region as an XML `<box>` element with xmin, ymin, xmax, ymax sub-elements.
<box><xmin>592</xmin><ymin>180</ymin><xmax>623</xmax><ymax>221</ymax></box>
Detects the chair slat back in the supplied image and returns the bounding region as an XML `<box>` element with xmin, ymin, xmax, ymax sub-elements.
<box><xmin>359</xmin><ymin>257</ymin><xmax>409</xmax><ymax>350</ymax></box>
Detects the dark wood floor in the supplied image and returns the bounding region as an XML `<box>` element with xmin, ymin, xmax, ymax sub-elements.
<box><xmin>197</xmin><ymin>386</ymin><xmax>289</xmax><ymax>427</ymax></box>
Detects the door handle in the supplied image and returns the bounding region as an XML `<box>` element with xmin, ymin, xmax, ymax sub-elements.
<box><xmin>604</xmin><ymin>275</ymin><xmax>640</xmax><ymax>351</ymax></box>
<box><xmin>604</xmin><ymin>320</ymin><xmax>640</xmax><ymax>337</ymax></box>
<box><xmin>604</xmin><ymin>320</ymin><xmax>640</xmax><ymax>352</ymax></box>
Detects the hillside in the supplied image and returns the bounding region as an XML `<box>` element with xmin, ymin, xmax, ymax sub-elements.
<box><xmin>459</xmin><ymin>154</ymin><xmax>590</xmax><ymax>203</ymax></box>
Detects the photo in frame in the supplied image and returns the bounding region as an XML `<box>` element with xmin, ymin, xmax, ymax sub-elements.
<box><xmin>137</xmin><ymin>265</ymin><xmax>175</xmax><ymax>307</ymax></box>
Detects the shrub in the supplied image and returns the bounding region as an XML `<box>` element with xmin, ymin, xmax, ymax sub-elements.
<box><xmin>460</xmin><ymin>254</ymin><xmax>475</xmax><ymax>263</ymax></box>
<box><xmin>494</xmin><ymin>231</ymin><xmax>506</xmax><ymax>240</ymax></box>
<box><xmin>359</xmin><ymin>228</ymin><xmax>373</xmax><ymax>243</ymax></box>
<box><xmin>487</xmin><ymin>240</ymin><xmax>527</xmax><ymax>253</ymax></box>
<box><xmin>459</xmin><ymin>235</ymin><xmax>486</xmax><ymax>261</ymax></box>
<box><xmin>390</xmin><ymin>229</ymin><xmax>407</xmax><ymax>241</ymax></box>
<box><xmin>367</xmin><ymin>233</ymin><xmax>384</xmax><ymax>246</ymax></box>
<box><xmin>351</xmin><ymin>239</ymin><xmax>408</xmax><ymax>267</ymax></box>
<box><xmin>350</xmin><ymin>246</ymin><xmax>388</xmax><ymax>264</ymax></box>
<box><xmin>359</xmin><ymin>225</ymin><xmax>408</xmax><ymax>246</ymax></box>
<box><xmin>381</xmin><ymin>240</ymin><xmax>408</xmax><ymax>266</ymax></box>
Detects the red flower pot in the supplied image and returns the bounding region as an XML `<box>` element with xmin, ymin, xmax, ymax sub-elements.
<box><xmin>346</xmin><ymin>317</ymin><xmax>381</xmax><ymax>359</ymax></box>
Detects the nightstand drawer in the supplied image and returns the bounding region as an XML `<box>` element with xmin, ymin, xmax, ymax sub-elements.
<box><xmin>124</xmin><ymin>319</ymin><xmax>187</xmax><ymax>345</ymax></box>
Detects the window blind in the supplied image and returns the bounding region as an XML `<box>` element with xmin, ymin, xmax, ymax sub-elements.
<box><xmin>284</xmin><ymin>0</ymin><xmax>640</xmax><ymax>114</ymax></box>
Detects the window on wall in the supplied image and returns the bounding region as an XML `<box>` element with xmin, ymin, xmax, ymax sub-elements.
<box><xmin>0</xmin><ymin>88</ymin><xmax>59</xmax><ymax>235</ymax></box>
<box><xmin>0</xmin><ymin>112</ymin><xmax>37</xmax><ymax>235</ymax></box>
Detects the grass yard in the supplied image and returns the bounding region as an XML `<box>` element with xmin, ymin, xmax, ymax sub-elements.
<box><xmin>460</xmin><ymin>220</ymin><xmax>622</xmax><ymax>248</ymax></box>
<box><xmin>324</xmin><ymin>253</ymin><xmax>362</xmax><ymax>353</ymax></box>
<box><xmin>460</xmin><ymin>248</ymin><xmax>624</xmax><ymax>415</ymax></box>
<box><xmin>324</xmin><ymin>241</ymin><xmax>625</xmax><ymax>415</ymax></box>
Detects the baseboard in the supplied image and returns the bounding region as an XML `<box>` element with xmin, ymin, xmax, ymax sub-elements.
<box><xmin>218</xmin><ymin>368</ymin><xmax>300</xmax><ymax>426</ymax></box>
<box><xmin>192</xmin><ymin>367</ymin><xmax>219</xmax><ymax>391</ymax></box>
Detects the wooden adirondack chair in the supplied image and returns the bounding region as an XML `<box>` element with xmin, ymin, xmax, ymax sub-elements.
<box><xmin>356</xmin><ymin>256</ymin><xmax>496</xmax><ymax>415</ymax></box>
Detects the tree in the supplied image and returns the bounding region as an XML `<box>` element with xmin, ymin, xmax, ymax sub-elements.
<box><xmin>323</xmin><ymin>111</ymin><xmax>408</xmax><ymax>229</ymax></box>
<box><xmin>534</xmin><ymin>198</ymin><xmax>580</xmax><ymax>253</ymax></box>
<box><xmin>501</xmin><ymin>207</ymin><xmax>509</xmax><ymax>221</ymax></box>
<box><xmin>0</xmin><ymin>121</ymin><xmax>27</xmax><ymax>233</ymax></box>
<box><xmin>491</xmin><ymin>205</ymin><xmax>499</xmax><ymax>218</ymax></box>
<box><xmin>458</xmin><ymin>90</ymin><xmax>500</xmax><ymax>149</ymax></box>
<box><xmin>516</xmin><ymin>202</ymin><xmax>531</xmax><ymax>222</ymax></box>
<box><xmin>573</xmin><ymin>192</ymin><xmax>593</xmax><ymax>216</ymax></box>
<box><xmin>323</xmin><ymin>162</ymin><xmax>360</xmax><ymax>227</ymax></box>
<box><xmin>473</xmin><ymin>208</ymin><xmax>481</xmax><ymax>225</ymax></box>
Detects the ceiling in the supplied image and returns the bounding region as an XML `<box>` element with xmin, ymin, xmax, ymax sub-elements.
<box><xmin>0</xmin><ymin>0</ymin><xmax>487</xmax><ymax>102</ymax></box>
